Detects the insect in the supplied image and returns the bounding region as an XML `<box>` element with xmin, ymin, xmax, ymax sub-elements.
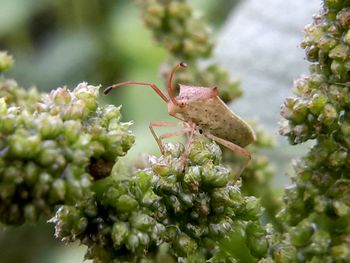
<box><xmin>104</xmin><ymin>62</ymin><xmax>256</xmax><ymax>175</ymax></box>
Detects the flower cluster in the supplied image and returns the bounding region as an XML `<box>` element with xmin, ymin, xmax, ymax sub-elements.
<box><xmin>51</xmin><ymin>138</ymin><xmax>268</xmax><ymax>262</ymax></box>
<box><xmin>278</xmin><ymin>1</ymin><xmax>350</xmax><ymax>261</ymax></box>
<box><xmin>141</xmin><ymin>0</ymin><xmax>212</xmax><ymax>60</ymax></box>
<box><xmin>0</xmin><ymin>81</ymin><xmax>134</xmax><ymax>225</ymax></box>
<box><xmin>0</xmin><ymin>51</ymin><xmax>14</xmax><ymax>73</ymax></box>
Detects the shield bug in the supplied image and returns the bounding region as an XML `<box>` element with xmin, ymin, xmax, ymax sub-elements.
<box><xmin>104</xmin><ymin>62</ymin><xmax>256</xmax><ymax>175</ymax></box>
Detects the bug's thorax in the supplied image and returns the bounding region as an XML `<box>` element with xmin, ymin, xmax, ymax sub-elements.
<box><xmin>167</xmin><ymin>84</ymin><xmax>218</xmax><ymax>117</ymax></box>
<box><xmin>167</xmin><ymin>84</ymin><xmax>222</xmax><ymax>124</ymax></box>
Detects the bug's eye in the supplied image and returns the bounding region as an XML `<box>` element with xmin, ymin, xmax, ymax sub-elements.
<box><xmin>199</xmin><ymin>129</ymin><xmax>203</xmax><ymax>134</ymax></box>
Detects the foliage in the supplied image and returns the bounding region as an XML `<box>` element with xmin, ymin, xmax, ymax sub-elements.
<box><xmin>51</xmin><ymin>138</ymin><xmax>268</xmax><ymax>262</ymax></box>
<box><xmin>6</xmin><ymin>0</ymin><xmax>350</xmax><ymax>262</ymax></box>
<box><xmin>275</xmin><ymin>0</ymin><xmax>350</xmax><ymax>261</ymax></box>
<box><xmin>0</xmin><ymin>0</ymin><xmax>280</xmax><ymax>262</ymax></box>
<box><xmin>0</xmin><ymin>67</ymin><xmax>134</xmax><ymax>225</ymax></box>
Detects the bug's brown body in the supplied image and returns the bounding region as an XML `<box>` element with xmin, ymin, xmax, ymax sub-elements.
<box><xmin>169</xmin><ymin>85</ymin><xmax>255</xmax><ymax>148</ymax></box>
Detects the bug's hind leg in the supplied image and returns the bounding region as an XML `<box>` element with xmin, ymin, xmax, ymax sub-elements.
<box><xmin>206</xmin><ymin>133</ymin><xmax>251</xmax><ymax>178</ymax></box>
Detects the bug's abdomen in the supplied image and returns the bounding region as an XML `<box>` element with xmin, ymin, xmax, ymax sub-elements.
<box><xmin>180</xmin><ymin>97</ymin><xmax>255</xmax><ymax>147</ymax></box>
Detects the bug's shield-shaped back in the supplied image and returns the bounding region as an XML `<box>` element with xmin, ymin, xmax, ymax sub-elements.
<box><xmin>176</xmin><ymin>84</ymin><xmax>255</xmax><ymax>148</ymax></box>
<box><xmin>177</xmin><ymin>85</ymin><xmax>217</xmax><ymax>102</ymax></box>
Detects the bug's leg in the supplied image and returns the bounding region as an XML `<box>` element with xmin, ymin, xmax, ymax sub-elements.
<box><xmin>159</xmin><ymin>125</ymin><xmax>196</xmax><ymax>169</ymax></box>
<box><xmin>149</xmin><ymin>121</ymin><xmax>190</xmax><ymax>154</ymax></box>
<box><xmin>179</xmin><ymin>125</ymin><xmax>196</xmax><ymax>164</ymax></box>
<box><xmin>206</xmin><ymin>133</ymin><xmax>251</xmax><ymax>178</ymax></box>
<box><xmin>104</xmin><ymin>81</ymin><xmax>169</xmax><ymax>103</ymax></box>
<box><xmin>159</xmin><ymin>128</ymin><xmax>193</xmax><ymax>141</ymax></box>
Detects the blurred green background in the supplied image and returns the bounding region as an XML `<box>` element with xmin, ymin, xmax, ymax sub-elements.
<box><xmin>0</xmin><ymin>1</ymin><xmax>238</xmax><ymax>262</ymax></box>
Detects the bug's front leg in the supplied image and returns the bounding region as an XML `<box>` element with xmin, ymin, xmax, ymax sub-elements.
<box><xmin>206</xmin><ymin>133</ymin><xmax>251</xmax><ymax>178</ymax></box>
<box><xmin>149</xmin><ymin>121</ymin><xmax>192</xmax><ymax>154</ymax></box>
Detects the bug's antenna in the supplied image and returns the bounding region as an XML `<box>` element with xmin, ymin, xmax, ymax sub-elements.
<box><xmin>168</xmin><ymin>62</ymin><xmax>187</xmax><ymax>106</ymax></box>
<box><xmin>103</xmin><ymin>86</ymin><xmax>114</xmax><ymax>95</ymax></box>
<box><xmin>103</xmin><ymin>81</ymin><xmax>169</xmax><ymax>103</ymax></box>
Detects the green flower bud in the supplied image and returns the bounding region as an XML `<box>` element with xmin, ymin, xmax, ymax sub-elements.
<box><xmin>305</xmin><ymin>45</ymin><xmax>319</xmax><ymax>62</ymax></box>
<box><xmin>74</xmin><ymin>82</ymin><xmax>99</xmax><ymax>110</ymax></box>
<box><xmin>336</xmin><ymin>7</ymin><xmax>350</xmax><ymax>27</ymax></box>
<box><xmin>306</xmin><ymin>230</ymin><xmax>331</xmax><ymax>255</ymax></box>
<box><xmin>167</xmin><ymin>195</ymin><xmax>182</xmax><ymax>213</ymax></box>
<box><xmin>318</xmin><ymin>103</ymin><xmax>337</xmax><ymax>125</ymax></box>
<box><xmin>308</xmin><ymin>93</ymin><xmax>328</xmax><ymax>114</ymax></box>
<box><xmin>271</xmin><ymin>245</ymin><xmax>298</xmax><ymax>263</ymax></box>
<box><xmin>189</xmin><ymin>141</ymin><xmax>214</xmax><ymax>165</ymax></box>
<box><xmin>331</xmin><ymin>59</ymin><xmax>347</xmax><ymax>78</ymax></box>
<box><xmin>158</xmin><ymin>175</ymin><xmax>178</xmax><ymax>194</ymax></box>
<box><xmin>131</xmin><ymin>213</ymin><xmax>155</xmax><ymax>231</ymax></box>
<box><xmin>50</xmin><ymin>87</ymin><xmax>72</xmax><ymax>104</ymax></box>
<box><xmin>291</xmin><ymin>101</ymin><xmax>308</xmax><ymax>123</ymax></box>
<box><xmin>115</xmin><ymin>194</ymin><xmax>139</xmax><ymax>213</ymax></box>
<box><xmin>63</xmin><ymin>120</ymin><xmax>82</xmax><ymax>144</ymax></box>
<box><xmin>333</xmin><ymin>200</ymin><xmax>349</xmax><ymax>216</ymax></box>
<box><xmin>313</xmin><ymin>196</ymin><xmax>329</xmax><ymax>213</ymax></box>
<box><xmin>329</xmin><ymin>43</ymin><xmax>349</xmax><ymax>61</ymax></box>
<box><xmin>201</xmin><ymin>164</ymin><xmax>230</xmax><ymax>188</ymax></box>
<box><xmin>37</xmin><ymin>114</ymin><xmax>63</xmax><ymax>139</ymax></box>
<box><xmin>89</xmin><ymin>141</ymin><xmax>105</xmax><ymax>157</ymax></box>
<box><xmin>126</xmin><ymin>233</ymin><xmax>139</xmax><ymax>252</ymax></box>
<box><xmin>328</xmin><ymin>150</ymin><xmax>347</xmax><ymax>167</ymax></box>
<box><xmin>8</xmin><ymin>133</ymin><xmax>41</xmax><ymax>159</ymax></box>
<box><xmin>281</xmin><ymin>98</ymin><xmax>296</xmax><ymax>120</ymax></box>
<box><xmin>168</xmin><ymin>2</ymin><xmax>191</xmax><ymax>19</ymax></box>
<box><xmin>50</xmin><ymin>179</ymin><xmax>66</xmax><ymax>202</ymax></box>
<box><xmin>63</xmin><ymin>100</ymin><xmax>88</xmax><ymax>120</ymax></box>
<box><xmin>0</xmin><ymin>98</ymin><xmax>7</xmax><ymax>115</ymax></box>
<box><xmin>318</xmin><ymin>36</ymin><xmax>338</xmax><ymax>52</ymax></box>
<box><xmin>103</xmin><ymin>105</ymin><xmax>121</xmax><ymax>121</ymax></box>
<box><xmin>208</xmin><ymin>219</ymin><xmax>232</xmax><ymax>237</ymax></box>
<box><xmin>152</xmin><ymin>163</ymin><xmax>172</xmax><ymax>177</ymax></box>
<box><xmin>0</xmin><ymin>51</ymin><xmax>14</xmax><ymax>72</ymax></box>
<box><xmin>246</xmin><ymin>223</ymin><xmax>268</xmax><ymax>258</ymax></box>
<box><xmin>1</xmin><ymin>80</ymin><xmax>134</xmax><ymax>227</ymax></box>
<box><xmin>243</xmin><ymin>196</ymin><xmax>263</xmax><ymax>220</ymax></box>
<box><xmin>144</xmin><ymin>2</ymin><xmax>164</xmax><ymax>28</ymax></box>
<box><xmin>183</xmin><ymin>166</ymin><xmax>201</xmax><ymax>192</ymax></box>
<box><xmin>163</xmin><ymin>142</ymin><xmax>184</xmax><ymax>159</ymax></box>
<box><xmin>38</xmin><ymin>141</ymin><xmax>64</xmax><ymax>167</ymax></box>
<box><xmin>331</xmin><ymin>243</ymin><xmax>350</xmax><ymax>261</ymax></box>
<box><xmin>290</xmin><ymin>220</ymin><xmax>315</xmax><ymax>247</ymax></box>
<box><xmin>173</xmin><ymin>234</ymin><xmax>197</xmax><ymax>256</ymax></box>
<box><xmin>184</xmin><ymin>223</ymin><xmax>204</xmax><ymax>239</ymax></box>
<box><xmin>344</xmin><ymin>29</ymin><xmax>350</xmax><ymax>46</ymax></box>
<box><xmin>112</xmin><ymin>222</ymin><xmax>129</xmax><ymax>247</ymax></box>
<box><xmin>325</xmin><ymin>0</ymin><xmax>343</xmax><ymax>10</ymax></box>
<box><xmin>3</xmin><ymin>164</ymin><xmax>23</xmax><ymax>184</ymax></box>
<box><xmin>178</xmin><ymin>192</ymin><xmax>193</xmax><ymax>208</ymax></box>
